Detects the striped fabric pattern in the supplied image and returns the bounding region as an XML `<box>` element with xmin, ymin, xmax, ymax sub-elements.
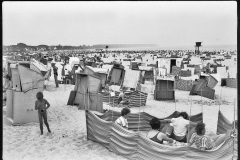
<box><xmin>175</xmin><ymin>79</ymin><xmax>197</xmax><ymax>91</ymax></box>
<box><xmin>97</xmin><ymin>110</ymin><xmax>202</xmax><ymax>132</ymax></box>
<box><xmin>102</xmin><ymin>91</ymin><xmax>120</xmax><ymax>104</ymax></box>
<box><xmin>216</xmin><ymin>111</ymin><xmax>238</xmax><ymax>159</ymax></box>
<box><xmin>217</xmin><ymin>110</ymin><xmax>233</xmax><ymax>135</ymax></box>
<box><xmin>226</xmin><ymin>78</ymin><xmax>237</xmax><ymax>88</ymax></box>
<box><xmin>102</xmin><ymin>91</ymin><xmax>148</xmax><ymax>108</ymax></box>
<box><xmin>128</xmin><ymin>91</ymin><xmax>148</xmax><ymax>108</ymax></box>
<box><xmin>86</xmin><ymin>110</ymin><xmax>235</xmax><ymax>160</ymax></box>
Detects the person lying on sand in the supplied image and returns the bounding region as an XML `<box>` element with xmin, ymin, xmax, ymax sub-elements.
<box><xmin>115</xmin><ymin>107</ymin><xmax>131</xmax><ymax>129</ymax></box>
<box><xmin>35</xmin><ymin>92</ymin><xmax>51</xmax><ymax>135</ymax></box>
<box><xmin>188</xmin><ymin>121</ymin><xmax>236</xmax><ymax>150</ymax></box>
<box><xmin>147</xmin><ymin>118</ymin><xmax>176</xmax><ymax>144</ymax></box>
<box><xmin>161</xmin><ymin>112</ymin><xmax>197</xmax><ymax>143</ymax></box>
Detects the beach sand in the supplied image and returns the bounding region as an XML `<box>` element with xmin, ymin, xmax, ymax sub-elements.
<box><xmin>3</xmin><ymin>57</ymin><xmax>237</xmax><ymax>160</ymax></box>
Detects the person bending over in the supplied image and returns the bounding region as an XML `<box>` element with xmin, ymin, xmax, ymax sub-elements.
<box><xmin>115</xmin><ymin>107</ymin><xmax>131</xmax><ymax>129</ymax></box>
<box><xmin>188</xmin><ymin>122</ymin><xmax>234</xmax><ymax>150</ymax></box>
<box><xmin>147</xmin><ymin>118</ymin><xmax>175</xmax><ymax>144</ymax></box>
<box><xmin>35</xmin><ymin>92</ymin><xmax>51</xmax><ymax>135</ymax></box>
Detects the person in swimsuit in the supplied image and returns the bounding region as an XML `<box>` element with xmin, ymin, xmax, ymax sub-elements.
<box><xmin>147</xmin><ymin>118</ymin><xmax>175</xmax><ymax>144</ymax></box>
<box><xmin>35</xmin><ymin>92</ymin><xmax>51</xmax><ymax>135</ymax></box>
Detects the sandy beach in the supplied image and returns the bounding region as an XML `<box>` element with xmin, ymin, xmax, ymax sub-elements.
<box><xmin>3</xmin><ymin>55</ymin><xmax>237</xmax><ymax>160</ymax></box>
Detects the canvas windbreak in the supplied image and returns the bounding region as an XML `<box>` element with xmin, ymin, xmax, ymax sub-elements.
<box><xmin>86</xmin><ymin>110</ymin><xmax>235</xmax><ymax>160</ymax></box>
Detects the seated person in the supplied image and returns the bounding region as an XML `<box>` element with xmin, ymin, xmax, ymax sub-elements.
<box><xmin>162</xmin><ymin>112</ymin><xmax>197</xmax><ymax>143</ymax></box>
<box><xmin>147</xmin><ymin>118</ymin><xmax>175</xmax><ymax>144</ymax></box>
<box><xmin>115</xmin><ymin>107</ymin><xmax>131</xmax><ymax>129</ymax></box>
<box><xmin>188</xmin><ymin>122</ymin><xmax>235</xmax><ymax>150</ymax></box>
<box><xmin>118</xmin><ymin>87</ymin><xmax>130</xmax><ymax>107</ymax></box>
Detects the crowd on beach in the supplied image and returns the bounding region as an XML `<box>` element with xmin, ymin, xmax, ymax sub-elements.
<box><xmin>115</xmin><ymin>107</ymin><xmax>237</xmax><ymax>150</ymax></box>
<box><xmin>2</xmin><ymin>48</ymin><xmax>238</xmax><ymax>154</ymax></box>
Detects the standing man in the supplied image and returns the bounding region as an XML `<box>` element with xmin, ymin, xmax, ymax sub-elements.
<box><xmin>52</xmin><ymin>63</ymin><xmax>59</xmax><ymax>88</ymax></box>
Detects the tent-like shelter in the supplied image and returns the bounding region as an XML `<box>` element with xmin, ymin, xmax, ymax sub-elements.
<box><xmin>154</xmin><ymin>76</ymin><xmax>175</xmax><ymax>100</ymax></box>
<box><xmin>107</xmin><ymin>62</ymin><xmax>125</xmax><ymax>85</ymax></box>
<box><xmin>6</xmin><ymin>63</ymin><xmax>44</xmax><ymax>125</ymax></box>
<box><xmin>67</xmin><ymin>73</ymin><xmax>103</xmax><ymax>112</ymax></box>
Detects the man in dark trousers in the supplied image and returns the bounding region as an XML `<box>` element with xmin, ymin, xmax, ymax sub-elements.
<box><xmin>52</xmin><ymin>63</ymin><xmax>59</xmax><ymax>88</ymax></box>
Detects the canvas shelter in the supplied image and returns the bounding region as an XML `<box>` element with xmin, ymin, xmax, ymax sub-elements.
<box><xmin>171</xmin><ymin>66</ymin><xmax>181</xmax><ymax>76</ymax></box>
<box><xmin>70</xmin><ymin>64</ymin><xmax>82</xmax><ymax>85</ymax></box>
<box><xmin>6</xmin><ymin>63</ymin><xmax>44</xmax><ymax>125</ymax></box>
<box><xmin>175</xmin><ymin>79</ymin><xmax>198</xmax><ymax>91</ymax></box>
<box><xmin>69</xmin><ymin>57</ymin><xmax>80</xmax><ymax>68</ymax></box>
<box><xmin>227</xmin><ymin>66</ymin><xmax>237</xmax><ymax>79</ymax></box>
<box><xmin>30</xmin><ymin>60</ymin><xmax>48</xmax><ymax>77</ymax></box>
<box><xmin>186</xmin><ymin>64</ymin><xmax>202</xmax><ymax>75</ymax></box>
<box><xmin>93</xmin><ymin>68</ymin><xmax>109</xmax><ymax>88</ymax></box>
<box><xmin>102</xmin><ymin>58</ymin><xmax>113</xmax><ymax>64</ymax></box>
<box><xmin>67</xmin><ymin>73</ymin><xmax>103</xmax><ymax>112</ymax></box>
<box><xmin>180</xmin><ymin>68</ymin><xmax>194</xmax><ymax>77</ymax></box>
<box><xmin>84</xmin><ymin>66</ymin><xmax>109</xmax><ymax>87</ymax></box>
<box><xmin>138</xmin><ymin>66</ymin><xmax>154</xmax><ymax>82</ymax></box>
<box><xmin>226</xmin><ymin>78</ymin><xmax>237</xmax><ymax>88</ymax></box>
<box><xmin>107</xmin><ymin>62</ymin><xmax>125</xmax><ymax>85</ymax></box>
<box><xmin>3</xmin><ymin>57</ymin><xmax>7</xmax><ymax>71</ymax></box>
<box><xmin>130</xmin><ymin>61</ymin><xmax>139</xmax><ymax>70</ymax></box>
<box><xmin>217</xmin><ymin>67</ymin><xmax>228</xmax><ymax>79</ymax></box>
<box><xmin>158</xmin><ymin>57</ymin><xmax>182</xmax><ymax>74</ymax></box>
<box><xmin>122</xmin><ymin>69</ymin><xmax>142</xmax><ymax>89</ymax></box>
<box><xmin>121</xmin><ymin>58</ymin><xmax>132</xmax><ymax>66</ymax></box>
<box><xmin>154</xmin><ymin>76</ymin><xmax>175</xmax><ymax>100</ymax></box>
<box><xmin>102</xmin><ymin>90</ymin><xmax>148</xmax><ymax>108</ymax></box>
<box><xmin>189</xmin><ymin>78</ymin><xmax>215</xmax><ymax>100</ymax></box>
<box><xmin>6</xmin><ymin>60</ymin><xmax>30</xmax><ymax>80</ymax></box>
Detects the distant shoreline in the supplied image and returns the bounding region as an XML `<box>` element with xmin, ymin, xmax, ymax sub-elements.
<box><xmin>107</xmin><ymin>44</ymin><xmax>237</xmax><ymax>51</ymax></box>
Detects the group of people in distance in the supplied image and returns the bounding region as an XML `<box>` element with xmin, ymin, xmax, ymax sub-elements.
<box><xmin>115</xmin><ymin>108</ymin><xmax>237</xmax><ymax>151</ymax></box>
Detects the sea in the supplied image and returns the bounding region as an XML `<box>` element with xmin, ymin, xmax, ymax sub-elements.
<box><xmin>107</xmin><ymin>44</ymin><xmax>237</xmax><ymax>51</ymax></box>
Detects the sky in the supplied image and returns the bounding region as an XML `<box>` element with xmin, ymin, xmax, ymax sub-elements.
<box><xmin>3</xmin><ymin>1</ymin><xmax>237</xmax><ymax>47</ymax></box>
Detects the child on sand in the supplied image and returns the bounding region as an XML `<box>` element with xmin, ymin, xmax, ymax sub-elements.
<box><xmin>35</xmin><ymin>92</ymin><xmax>51</xmax><ymax>135</ymax></box>
<box><xmin>115</xmin><ymin>107</ymin><xmax>131</xmax><ymax>129</ymax></box>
